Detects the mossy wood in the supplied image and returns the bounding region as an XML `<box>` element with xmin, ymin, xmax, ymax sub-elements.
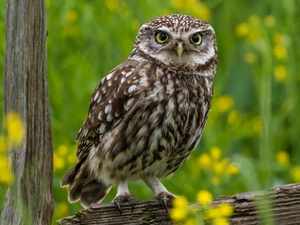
<box><xmin>56</xmin><ymin>183</ymin><xmax>300</xmax><ymax>225</ymax></box>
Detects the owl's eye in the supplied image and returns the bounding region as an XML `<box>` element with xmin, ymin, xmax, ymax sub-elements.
<box><xmin>155</xmin><ymin>32</ymin><xmax>169</xmax><ymax>44</ymax></box>
<box><xmin>191</xmin><ymin>33</ymin><xmax>202</xmax><ymax>45</ymax></box>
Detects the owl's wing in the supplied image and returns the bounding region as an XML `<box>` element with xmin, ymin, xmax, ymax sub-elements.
<box><xmin>75</xmin><ymin>59</ymin><xmax>147</xmax><ymax>162</ymax></box>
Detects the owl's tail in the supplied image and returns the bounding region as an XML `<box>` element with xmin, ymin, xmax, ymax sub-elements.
<box><xmin>61</xmin><ymin>163</ymin><xmax>111</xmax><ymax>208</ymax></box>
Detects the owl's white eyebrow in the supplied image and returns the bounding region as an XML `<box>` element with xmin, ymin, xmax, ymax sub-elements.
<box><xmin>156</xmin><ymin>26</ymin><xmax>171</xmax><ymax>33</ymax></box>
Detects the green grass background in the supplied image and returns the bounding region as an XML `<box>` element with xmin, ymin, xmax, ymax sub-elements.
<box><xmin>0</xmin><ymin>0</ymin><xmax>299</xmax><ymax>223</ymax></box>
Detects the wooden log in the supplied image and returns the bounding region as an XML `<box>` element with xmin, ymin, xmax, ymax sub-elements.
<box><xmin>56</xmin><ymin>183</ymin><xmax>300</xmax><ymax>225</ymax></box>
<box><xmin>1</xmin><ymin>0</ymin><xmax>54</xmax><ymax>224</ymax></box>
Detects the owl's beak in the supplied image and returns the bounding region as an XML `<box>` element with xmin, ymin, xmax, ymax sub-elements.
<box><xmin>176</xmin><ymin>41</ymin><xmax>184</xmax><ymax>59</ymax></box>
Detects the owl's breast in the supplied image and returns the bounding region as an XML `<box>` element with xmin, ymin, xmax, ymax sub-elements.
<box><xmin>94</xmin><ymin>70</ymin><xmax>213</xmax><ymax>181</ymax></box>
<box><xmin>164</xmin><ymin>74</ymin><xmax>213</xmax><ymax>150</ymax></box>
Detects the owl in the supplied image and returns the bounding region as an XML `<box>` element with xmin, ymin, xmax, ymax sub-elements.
<box><xmin>61</xmin><ymin>14</ymin><xmax>217</xmax><ymax>213</ymax></box>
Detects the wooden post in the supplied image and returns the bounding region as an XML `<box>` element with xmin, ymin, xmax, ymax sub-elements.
<box><xmin>56</xmin><ymin>183</ymin><xmax>300</xmax><ymax>225</ymax></box>
<box><xmin>1</xmin><ymin>0</ymin><xmax>54</xmax><ymax>224</ymax></box>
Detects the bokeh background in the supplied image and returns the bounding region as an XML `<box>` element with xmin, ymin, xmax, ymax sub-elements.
<box><xmin>0</xmin><ymin>0</ymin><xmax>300</xmax><ymax>223</ymax></box>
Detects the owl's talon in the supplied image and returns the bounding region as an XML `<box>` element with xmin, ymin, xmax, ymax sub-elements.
<box><xmin>155</xmin><ymin>191</ymin><xmax>176</xmax><ymax>213</ymax></box>
<box><xmin>113</xmin><ymin>190</ymin><xmax>135</xmax><ymax>215</ymax></box>
<box><xmin>130</xmin><ymin>196</ymin><xmax>135</xmax><ymax>212</ymax></box>
<box><xmin>161</xmin><ymin>198</ymin><xmax>169</xmax><ymax>213</ymax></box>
<box><xmin>114</xmin><ymin>199</ymin><xmax>122</xmax><ymax>215</ymax></box>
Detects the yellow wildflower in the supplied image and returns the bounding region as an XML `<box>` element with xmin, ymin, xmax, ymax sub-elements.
<box><xmin>192</xmin><ymin>4</ymin><xmax>211</xmax><ymax>22</ymax></box>
<box><xmin>68</xmin><ymin>153</ymin><xmax>77</xmax><ymax>164</ymax></box>
<box><xmin>197</xmin><ymin>153</ymin><xmax>211</xmax><ymax>168</ymax></box>
<box><xmin>55</xmin><ymin>202</ymin><xmax>69</xmax><ymax>217</ymax></box>
<box><xmin>264</xmin><ymin>15</ymin><xmax>276</xmax><ymax>27</ymax></box>
<box><xmin>244</xmin><ymin>52</ymin><xmax>257</xmax><ymax>64</ymax></box>
<box><xmin>54</xmin><ymin>152</ymin><xmax>65</xmax><ymax>171</ymax></box>
<box><xmin>170</xmin><ymin>208</ymin><xmax>187</xmax><ymax>221</ymax></box>
<box><xmin>227</xmin><ymin>110</ymin><xmax>241</xmax><ymax>126</ymax></box>
<box><xmin>170</xmin><ymin>196</ymin><xmax>188</xmax><ymax>221</ymax></box>
<box><xmin>214</xmin><ymin>95</ymin><xmax>234</xmax><ymax>113</ymax></box>
<box><xmin>273</xmin><ymin>33</ymin><xmax>288</xmax><ymax>45</ymax></box>
<box><xmin>196</xmin><ymin>190</ymin><xmax>213</xmax><ymax>205</ymax></box>
<box><xmin>66</xmin><ymin>10</ymin><xmax>79</xmax><ymax>23</ymax></box>
<box><xmin>213</xmin><ymin>162</ymin><xmax>224</xmax><ymax>176</ymax></box>
<box><xmin>274</xmin><ymin>64</ymin><xmax>287</xmax><ymax>82</ymax></box>
<box><xmin>172</xmin><ymin>0</ymin><xmax>185</xmax><ymax>9</ymax></box>
<box><xmin>0</xmin><ymin>156</ymin><xmax>13</xmax><ymax>184</ymax></box>
<box><xmin>226</xmin><ymin>163</ymin><xmax>239</xmax><ymax>175</ymax></box>
<box><xmin>206</xmin><ymin>203</ymin><xmax>233</xmax><ymax>222</ymax></box>
<box><xmin>173</xmin><ymin>195</ymin><xmax>188</xmax><ymax>209</ymax></box>
<box><xmin>105</xmin><ymin>0</ymin><xmax>118</xmax><ymax>11</ymax></box>
<box><xmin>210</xmin><ymin>147</ymin><xmax>222</xmax><ymax>161</ymax></box>
<box><xmin>186</xmin><ymin>0</ymin><xmax>198</xmax><ymax>4</ymax></box>
<box><xmin>4</xmin><ymin>112</ymin><xmax>25</xmax><ymax>149</ymax></box>
<box><xmin>291</xmin><ymin>167</ymin><xmax>300</xmax><ymax>183</ymax></box>
<box><xmin>214</xmin><ymin>217</ymin><xmax>229</xmax><ymax>225</ymax></box>
<box><xmin>205</xmin><ymin>206</ymin><xmax>218</xmax><ymax>220</ymax></box>
<box><xmin>247</xmin><ymin>30</ymin><xmax>261</xmax><ymax>43</ymax></box>
<box><xmin>185</xmin><ymin>219</ymin><xmax>196</xmax><ymax>225</ymax></box>
<box><xmin>217</xmin><ymin>203</ymin><xmax>234</xmax><ymax>217</ymax></box>
<box><xmin>57</xmin><ymin>145</ymin><xmax>68</xmax><ymax>156</ymax></box>
<box><xmin>273</xmin><ymin>44</ymin><xmax>287</xmax><ymax>61</ymax></box>
<box><xmin>220</xmin><ymin>158</ymin><xmax>230</xmax><ymax>169</ymax></box>
<box><xmin>275</xmin><ymin>151</ymin><xmax>290</xmax><ymax>167</ymax></box>
<box><xmin>235</xmin><ymin>22</ymin><xmax>249</xmax><ymax>37</ymax></box>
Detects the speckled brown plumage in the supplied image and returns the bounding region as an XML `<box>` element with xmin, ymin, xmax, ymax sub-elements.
<box><xmin>61</xmin><ymin>14</ymin><xmax>217</xmax><ymax>211</ymax></box>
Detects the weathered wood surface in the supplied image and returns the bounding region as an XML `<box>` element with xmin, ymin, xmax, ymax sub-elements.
<box><xmin>56</xmin><ymin>183</ymin><xmax>300</xmax><ymax>225</ymax></box>
<box><xmin>1</xmin><ymin>0</ymin><xmax>54</xmax><ymax>224</ymax></box>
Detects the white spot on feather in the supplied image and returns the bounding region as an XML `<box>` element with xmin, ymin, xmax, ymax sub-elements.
<box><xmin>128</xmin><ymin>85</ymin><xmax>136</xmax><ymax>94</ymax></box>
<box><xmin>167</xmin><ymin>98</ymin><xmax>175</xmax><ymax>111</ymax></box>
<box><xmin>97</xmin><ymin>94</ymin><xmax>102</xmax><ymax>103</ymax></box>
<box><xmin>107</xmin><ymin>114</ymin><xmax>113</xmax><ymax>122</ymax></box>
<box><xmin>107</xmin><ymin>73</ymin><xmax>113</xmax><ymax>80</ymax></box>
<box><xmin>105</xmin><ymin>104</ymin><xmax>112</xmax><ymax>114</ymax></box>
<box><xmin>120</xmin><ymin>77</ymin><xmax>126</xmax><ymax>83</ymax></box>
<box><xmin>98</xmin><ymin>123</ymin><xmax>106</xmax><ymax>133</ymax></box>
<box><xmin>93</xmin><ymin>92</ymin><xmax>99</xmax><ymax>102</ymax></box>
<box><xmin>126</xmin><ymin>98</ymin><xmax>135</xmax><ymax>108</ymax></box>
<box><xmin>98</xmin><ymin>111</ymin><xmax>103</xmax><ymax>120</ymax></box>
<box><xmin>125</xmin><ymin>71</ymin><xmax>133</xmax><ymax>77</ymax></box>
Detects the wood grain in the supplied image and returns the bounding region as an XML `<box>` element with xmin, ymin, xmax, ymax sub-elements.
<box><xmin>57</xmin><ymin>183</ymin><xmax>300</xmax><ymax>225</ymax></box>
<box><xmin>1</xmin><ymin>0</ymin><xmax>54</xmax><ymax>224</ymax></box>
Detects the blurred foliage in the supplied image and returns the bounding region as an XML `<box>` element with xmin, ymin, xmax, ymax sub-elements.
<box><xmin>0</xmin><ymin>0</ymin><xmax>300</xmax><ymax>224</ymax></box>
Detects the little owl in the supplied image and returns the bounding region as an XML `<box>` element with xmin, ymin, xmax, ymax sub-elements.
<box><xmin>61</xmin><ymin>14</ymin><xmax>217</xmax><ymax>213</ymax></box>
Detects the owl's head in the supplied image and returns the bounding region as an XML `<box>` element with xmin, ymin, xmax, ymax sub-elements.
<box><xmin>130</xmin><ymin>14</ymin><xmax>217</xmax><ymax>76</ymax></box>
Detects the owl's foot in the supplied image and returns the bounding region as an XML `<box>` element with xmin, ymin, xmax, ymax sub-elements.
<box><xmin>156</xmin><ymin>191</ymin><xmax>176</xmax><ymax>212</ymax></box>
<box><xmin>113</xmin><ymin>180</ymin><xmax>135</xmax><ymax>215</ymax></box>
<box><xmin>143</xmin><ymin>176</ymin><xmax>176</xmax><ymax>212</ymax></box>
<box><xmin>113</xmin><ymin>194</ymin><xmax>135</xmax><ymax>215</ymax></box>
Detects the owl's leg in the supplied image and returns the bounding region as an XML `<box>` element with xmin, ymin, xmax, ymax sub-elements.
<box><xmin>113</xmin><ymin>179</ymin><xmax>135</xmax><ymax>215</ymax></box>
<box><xmin>143</xmin><ymin>176</ymin><xmax>176</xmax><ymax>212</ymax></box>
